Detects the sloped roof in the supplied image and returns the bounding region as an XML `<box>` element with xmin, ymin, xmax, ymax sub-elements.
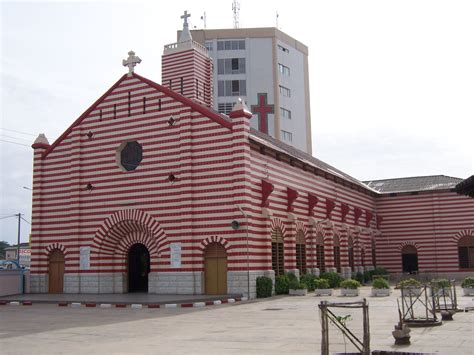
<box><xmin>363</xmin><ymin>175</ymin><xmax>462</xmax><ymax>193</ymax></box>
<box><xmin>249</xmin><ymin>128</ymin><xmax>377</xmax><ymax>193</ymax></box>
<box><xmin>455</xmin><ymin>175</ymin><xmax>474</xmax><ymax>197</ymax></box>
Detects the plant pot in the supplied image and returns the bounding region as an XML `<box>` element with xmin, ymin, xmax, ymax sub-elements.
<box><xmin>463</xmin><ymin>287</ymin><xmax>474</xmax><ymax>296</ymax></box>
<box><xmin>341</xmin><ymin>288</ymin><xmax>359</xmax><ymax>297</ymax></box>
<box><xmin>371</xmin><ymin>288</ymin><xmax>390</xmax><ymax>297</ymax></box>
<box><xmin>400</xmin><ymin>287</ymin><xmax>421</xmax><ymax>297</ymax></box>
<box><xmin>314</xmin><ymin>289</ymin><xmax>332</xmax><ymax>296</ymax></box>
<box><xmin>289</xmin><ymin>288</ymin><xmax>307</xmax><ymax>296</ymax></box>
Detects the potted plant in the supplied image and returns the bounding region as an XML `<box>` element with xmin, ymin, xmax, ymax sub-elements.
<box><xmin>461</xmin><ymin>276</ymin><xmax>474</xmax><ymax>296</ymax></box>
<box><xmin>397</xmin><ymin>278</ymin><xmax>422</xmax><ymax>297</ymax></box>
<box><xmin>288</xmin><ymin>279</ymin><xmax>308</xmax><ymax>296</ymax></box>
<box><xmin>340</xmin><ymin>279</ymin><xmax>361</xmax><ymax>297</ymax></box>
<box><xmin>371</xmin><ymin>278</ymin><xmax>391</xmax><ymax>297</ymax></box>
<box><xmin>300</xmin><ymin>273</ymin><xmax>318</xmax><ymax>292</ymax></box>
<box><xmin>314</xmin><ymin>278</ymin><xmax>332</xmax><ymax>296</ymax></box>
<box><xmin>429</xmin><ymin>278</ymin><xmax>451</xmax><ymax>297</ymax></box>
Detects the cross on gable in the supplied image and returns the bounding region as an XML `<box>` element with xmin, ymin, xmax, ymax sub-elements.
<box><xmin>181</xmin><ymin>10</ymin><xmax>191</xmax><ymax>24</ymax></box>
<box><xmin>122</xmin><ymin>50</ymin><xmax>142</xmax><ymax>76</ymax></box>
<box><xmin>251</xmin><ymin>93</ymin><xmax>274</xmax><ymax>134</ymax></box>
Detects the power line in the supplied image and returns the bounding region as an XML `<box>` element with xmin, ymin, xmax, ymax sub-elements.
<box><xmin>0</xmin><ymin>127</ymin><xmax>36</xmax><ymax>137</ymax></box>
<box><xmin>0</xmin><ymin>139</ymin><xmax>30</xmax><ymax>147</ymax></box>
<box><xmin>0</xmin><ymin>215</ymin><xmax>16</xmax><ymax>221</ymax></box>
<box><xmin>20</xmin><ymin>216</ymin><xmax>31</xmax><ymax>225</ymax></box>
<box><xmin>0</xmin><ymin>134</ymin><xmax>32</xmax><ymax>142</ymax></box>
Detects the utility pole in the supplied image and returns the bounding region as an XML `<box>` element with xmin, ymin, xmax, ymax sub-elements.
<box><xmin>16</xmin><ymin>213</ymin><xmax>21</xmax><ymax>264</ymax></box>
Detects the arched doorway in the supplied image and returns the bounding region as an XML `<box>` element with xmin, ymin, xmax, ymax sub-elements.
<box><xmin>204</xmin><ymin>243</ymin><xmax>227</xmax><ymax>295</ymax></box>
<box><xmin>48</xmin><ymin>249</ymin><xmax>64</xmax><ymax>294</ymax></box>
<box><xmin>128</xmin><ymin>243</ymin><xmax>150</xmax><ymax>292</ymax></box>
<box><xmin>458</xmin><ymin>236</ymin><xmax>474</xmax><ymax>269</ymax></box>
<box><xmin>401</xmin><ymin>245</ymin><xmax>418</xmax><ymax>274</ymax></box>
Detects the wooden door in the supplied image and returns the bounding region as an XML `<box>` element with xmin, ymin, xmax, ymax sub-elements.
<box><xmin>204</xmin><ymin>243</ymin><xmax>227</xmax><ymax>295</ymax></box>
<box><xmin>48</xmin><ymin>250</ymin><xmax>64</xmax><ymax>293</ymax></box>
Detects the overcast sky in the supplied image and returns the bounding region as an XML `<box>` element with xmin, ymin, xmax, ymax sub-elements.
<box><xmin>1</xmin><ymin>0</ymin><xmax>473</xmax><ymax>245</ymax></box>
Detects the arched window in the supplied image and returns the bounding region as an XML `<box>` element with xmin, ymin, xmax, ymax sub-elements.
<box><xmin>316</xmin><ymin>234</ymin><xmax>325</xmax><ymax>272</ymax></box>
<box><xmin>295</xmin><ymin>230</ymin><xmax>306</xmax><ymax>275</ymax></box>
<box><xmin>458</xmin><ymin>236</ymin><xmax>474</xmax><ymax>269</ymax></box>
<box><xmin>333</xmin><ymin>234</ymin><xmax>341</xmax><ymax>272</ymax></box>
<box><xmin>271</xmin><ymin>228</ymin><xmax>284</xmax><ymax>276</ymax></box>
<box><xmin>371</xmin><ymin>238</ymin><xmax>377</xmax><ymax>267</ymax></box>
<box><xmin>348</xmin><ymin>236</ymin><xmax>355</xmax><ymax>271</ymax></box>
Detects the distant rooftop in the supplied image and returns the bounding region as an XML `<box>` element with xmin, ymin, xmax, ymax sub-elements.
<box><xmin>363</xmin><ymin>175</ymin><xmax>462</xmax><ymax>194</ymax></box>
<box><xmin>455</xmin><ymin>175</ymin><xmax>474</xmax><ymax>197</ymax></box>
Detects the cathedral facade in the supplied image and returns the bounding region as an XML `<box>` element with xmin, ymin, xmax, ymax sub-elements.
<box><xmin>29</xmin><ymin>17</ymin><xmax>474</xmax><ymax>297</ymax></box>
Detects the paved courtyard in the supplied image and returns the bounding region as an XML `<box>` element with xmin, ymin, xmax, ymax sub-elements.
<box><xmin>1</xmin><ymin>286</ymin><xmax>473</xmax><ymax>354</ymax></box>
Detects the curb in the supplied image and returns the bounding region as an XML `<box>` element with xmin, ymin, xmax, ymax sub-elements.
<box><xmin>0</xmin><ymin>297</ymin><xmax>248</xmax><ymax>309</ymax></box>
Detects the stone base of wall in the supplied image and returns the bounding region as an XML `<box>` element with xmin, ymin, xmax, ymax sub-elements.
<box><xmin>341</xmin><ymin>267</ymin><xmax>352</xmax><ymax>279</ymax></box>
<box><xmin>309</xmin><ymin>268</ymin><xmax>320</xmax><ymax>277</ymax></box>
<box><xmin>326</xmin><ymin>267</ymin><xmax>338</xmax><ymax>273</ymax></box>
<box><xmin>228</xmin><ymin>270</ymin><xmax>267</xmax><ymax>299</ymax></box>
<box><xmin>30</xmin><ymin>274</ymin><xmax>47</xmax><ymax>293</ymax></box>
<box><xmin>151</xmin><ymin>272</ymin><xmax>202</xmax><ymax>295</ymax></box>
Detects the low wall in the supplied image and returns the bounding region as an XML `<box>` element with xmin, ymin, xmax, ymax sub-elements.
<box><xmin>0</xmin><ymin>270</ymin><xmax>26</xmax><ymax>296</ymax></box>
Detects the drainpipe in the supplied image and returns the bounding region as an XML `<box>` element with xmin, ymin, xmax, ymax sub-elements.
<box><xmin>237</xmin><ymin>205</ymin><xmax>250</xmax><ymax>299</ymax></box>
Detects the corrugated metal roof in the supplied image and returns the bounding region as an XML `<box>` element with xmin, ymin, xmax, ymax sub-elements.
<box><xmin>363</xmin><ymin>175</ymin><xmax>462</xmax><ymax>193</ymax></box>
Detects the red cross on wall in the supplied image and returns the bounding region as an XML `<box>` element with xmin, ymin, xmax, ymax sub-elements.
<box><xmin>251</xmin><ymin>93</ymin><xmax>274</xmax><ymax>134</ymax></box>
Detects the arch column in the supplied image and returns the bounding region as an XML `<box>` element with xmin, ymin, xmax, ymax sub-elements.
<box><xmin>323</xmin><ymin>221</ymin><xmax>336</xmax><ymax>273</ymax></box>
<box><xmin>339</xmin><ymin>225</ymin><xmax>352</xmax><ymax>278</ymax></box>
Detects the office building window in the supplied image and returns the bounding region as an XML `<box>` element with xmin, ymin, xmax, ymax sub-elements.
<box><xmin>281</xmin><ymin>130</ymin><xmax>293</xmax><ymax>142</ymax></box>
<box><xmin>217</xmin><ymin>40</ymin><xmax>245</xmax><ymax>51</ymax></box>
<box><xmin>217</xmin><ymin>58</ymin><xmax>246</xmax><ymax>74</ymax></box>
<box><xmin>205</xmin><ymin>41</ymin><xmax>213</xmax><ymax>52</ymax></box>
<box><xmin>280</xmin><ymin>107</ymin><xmax>291</xmax><ymax>120</ymax></box>
<box><xmin>279</xmin><ymin>85</ymin><xmax>291</xmax><ymax>97</ymax></box>
<box><xmin>217</xmin><ymin>80</ymin><xmax>247</xmax><ymax>96</ymax></box>
<box><xmin>278</xmin><ymin>44</ymin><xmax>290</xmax><ymax>54</ymax></box>
<box><xmin>278</xmin><ymin>63</ymin><xmax>290</xmax><ymax>76</ymax></box>
<box><xmin>218</xmin><ymin>102</ymin><xmax>235</xmax><ymax>114</ymax></box>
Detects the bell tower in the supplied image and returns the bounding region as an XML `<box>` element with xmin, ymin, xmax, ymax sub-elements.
<box><xmin>162</xmin><ymin>11</ymin><xmax>213</xmax><ymax>107</ymax></box>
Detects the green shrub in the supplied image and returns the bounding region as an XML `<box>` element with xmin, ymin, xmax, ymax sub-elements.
<box><xmin>461</xmin><ymin>277</ymin><xmax>474</xmax><ymax>288</ymax></box>
<box><xmin>275</xmin><ymin>275</ymin><xmax>290</xmax><ymax>295</ymax></box>
<box><xmin>353</xmin><ymin>272</ymin><xmax>364</xmax><ymax>285</ymax></box>
<box><xmin>363</xmin><ymin>267</ymin><xmax>389</xmax><ymax>283</ymax></box>
<box><xmin>340</xmin><ymin>279</ymin><xmax>361</xmax><ymax>289</ymax></box>
<box><xmin>372</xmin><ymin>278</ymin><xmax>390</xmax><ymax>289</ymax></box>
<box><xmin>300</xmin><ymin>274</ymin><xmax>318</xmax><ymax>291</ymax></box>
<box><xmin>430</xmin><ymin>278</ymin><xmax>451</xmax><ymax>290</ymax></box>
<box><xmin>397</xmin><ymin>278</ymin><xmax>421</xmax><ymax>289</ymax></box>
<box><xmin>320</xmin><ymin>272</ymin><xmax>343</xmax><ymax>288</ymax></box>
<box><xmin>286</xmin><ymin>272</ymin><xmax>298</xmax><ymax>282</ymax></box>
<box><xmin>314</xmin><ymin>278</ymin><xmax>330</xmax><ymax>289</ymax></box>
<box><xmin>256</xmin><ymin>276</ymin><xmax>273</xmax><ymax>298</ymax></box>
<box><xmin>289</xmin><ymin>279</ymin><xmax>307</xmax><ymax>290</ymax></box>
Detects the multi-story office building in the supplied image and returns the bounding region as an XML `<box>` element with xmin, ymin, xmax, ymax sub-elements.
<box><xmin>187</xmin><ymin>28</ymin><xmax>312</xmax><ymax>154</ymax></box>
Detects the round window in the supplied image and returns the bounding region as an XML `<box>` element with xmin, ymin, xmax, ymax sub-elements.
<box><xmin>118</xmin><ymin>141</ymin><xmax>142</xmax><ymax>171</ymax></box>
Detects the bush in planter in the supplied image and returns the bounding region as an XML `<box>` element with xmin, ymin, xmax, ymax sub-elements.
<box><xmin>340</xmin><ymin>279</ymin><xmax>361</xmax><ymax>289</ymax></box>
<box><xmin>364</xmin><ymin>267</ymin><xmax>389</xmax><ymax>283</ymax></box>
<box><xmin>430</xmin><ymin>278</ymin><xmax>451</xmax><ymax>290</ymax></box>
<box><xmin>286</xmin><ymin>272</ymin><xmax>298</xmax><ymax>282</ymax></box>
<box><xmin>314</xmin><ymin>278</ymin><xmax>330</xmax><ymax>289</ymax></box>
<box><xmin>256</xmin><ymin>276</ymin><xmax>273</xmax><ymax>298</ymax></box>
<box><xmin>397</xmin><ymin>278</ymin><xmax>421</xmax><ymax>289</ymax></box>
<box><xmin>461</xmin><ymin>276</ymin><xmax>474</xmax><ymax>288</ymax></box>
<box><xmin>320</xmin><ymin>272</ymin><xmax>343</xmax><ymax>288</ymax></box>
<box><xmin>275</xmin><ymin>274</ymin><xmax>290</xmax><ymax>295</ymax></box>
<box><xmin>300</xmin><ymin>274</ymin><xmax>318</xmax><ymax>291</ymax></box>
<box><xmin>372</xmin><ymin>278</ymin><xmax>390</xmax><ymax>289</ymax></box>
<box><xmin>289</xmin><ymin>279</ymin><xmax>307</xmax><ymax>290</ymax></box>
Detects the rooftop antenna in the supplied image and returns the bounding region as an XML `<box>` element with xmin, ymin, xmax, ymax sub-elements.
<box><xmin>201</xmin><ymin>12</ymin><xmax>207</xmax><ymax>29</ymax></box>
<box><xmin>232</xmin><ymin>0</ymin><xmax>240</xmax><ymax>29</ymax></box>
<box><xmin>276</xmin><ymin>11</ymin><xmax>279</xmax><ymax>29</ymax></box>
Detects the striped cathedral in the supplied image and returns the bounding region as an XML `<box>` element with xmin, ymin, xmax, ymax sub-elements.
<box><xmin>30</xmin><ymin>13</ymin><xmax>474</xmax><ymax>297</ymax></box>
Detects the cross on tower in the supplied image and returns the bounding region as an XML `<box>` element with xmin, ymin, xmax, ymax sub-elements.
<box><xmin>181</xmin><ymin>10</ymin><xmax>191</xmax><ymax>25</ymax></box>
<box><xmin>251</xmin><ymin>93</ymin><xmax>274</xmax><ymax>134</ymax></box>
<box><xmin>122</xmin><ymin>50</ymin><xmax>142</xmax><ymax>76</ymax></box>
